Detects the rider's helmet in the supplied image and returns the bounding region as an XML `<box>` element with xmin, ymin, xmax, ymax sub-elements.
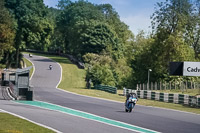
<box><xmin>126</xmin><ymin>93</ymin><xmax>137</xmax><ymax>100</ymax></box>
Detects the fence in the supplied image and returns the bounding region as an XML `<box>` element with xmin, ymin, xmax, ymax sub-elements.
<box><xmin>94</xmin><ymin>85</ymin><xmax>117</xmax><ymax>94</ymax></box>
<box><xmin>137</xmin><ymin>81</ymin><xmax>200</xmax><ymax>91</ymax></box>
<box><xmin>123</xmin><ymin>88</ymin><xmax>200</xmax><ymax>108</ymax></box>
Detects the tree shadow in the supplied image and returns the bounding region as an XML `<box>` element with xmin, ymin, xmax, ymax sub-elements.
<box><xmin>116</xmin><ymin>110</ymin><xmax>127</xmax><ymax>113</ymax></box>
<box><xmin>53</xmin><ymin>58</ymin><xmax>73</xmax><ymax>64</ymax></box>
<box><xmin>33</xmin><ymin>59</ymin><xmax>54</xmax><ymax>62</ymax></box>
<box><xmin>33</xmin><ymin>58</ymin><xmax>73</xmax><ymax>65</ymax></box>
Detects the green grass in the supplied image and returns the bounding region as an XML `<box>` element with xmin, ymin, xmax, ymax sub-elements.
<box><xmin>23</xmin><ymin>57</ymin><xmax>34</xmax><ymax>76</ymax></box>
<box><xmin>0</xmin><ymin>113</ymin><xmax>55</xmax><ymax>133</ymax></box>
<box><xmin>25</xmin><ymin>52</ymin><xmax>200</xmax><ymax>114</ymax></box>
<box><xmin>153</xmin><ymin>89</ymin><xmax>200</xmax><ymax>96</ymax></box>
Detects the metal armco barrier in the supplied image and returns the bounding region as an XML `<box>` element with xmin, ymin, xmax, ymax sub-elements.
<box><xmin>123</xmin><ymin>88</ymin><xmax>200</xmax><ymax>108</ymax></box>
<box><xmin>94</xmin><ymin>85</ymin><xmax>117</xmax><ymax>94</ymax></box>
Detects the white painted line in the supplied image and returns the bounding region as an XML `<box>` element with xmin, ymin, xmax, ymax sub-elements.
<box><xmin>6</xmin><ymin>87</ymin><xmax>15</xmax><ymax>100</ymax></box>
<box><xmin>137</xmin><ymin>104</ymin><xmax>200</xmax><ymax>116</ymax></box>
<box><xmin>24</xmin><ymin>55</ymin><xmax>35</xmax><ymax>80</ymax></box>
<box><xmin>0</xmin><ymin>108</ymin><xmax>62</xmax><ymax>133</ymax></box>
<box><xmin>56</xmin><ymin>62</ymin><xmax>62</xmax><ymax>89</ymax></box>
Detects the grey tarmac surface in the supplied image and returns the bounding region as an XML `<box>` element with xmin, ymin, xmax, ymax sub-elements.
<box><xmin>0</xmin><ymin>100</ymin><xmax>135</xmax><ymax>133</ymax></box>
<box><xmin>1</xmin><ymin>54</ymin><xmax>200</xmax><ymax>133</ymax></box>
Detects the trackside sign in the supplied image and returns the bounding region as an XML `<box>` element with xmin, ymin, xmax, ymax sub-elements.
<box><xmin>183</xmin><ymin>62</ymin><xmax>200</xmax><ymax>76</ymax></box>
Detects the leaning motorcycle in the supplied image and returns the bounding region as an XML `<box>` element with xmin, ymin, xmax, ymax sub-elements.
<box><xmin>125</xmin><ymin>96</ymin><xmax>137</xmax><ymax>112</ymax></box>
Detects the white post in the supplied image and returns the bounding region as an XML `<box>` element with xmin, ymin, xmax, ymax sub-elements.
<box><xmin>148</xmin><ymin>69</ymin><xmax>152</xmax><ymax>90</ymax></box>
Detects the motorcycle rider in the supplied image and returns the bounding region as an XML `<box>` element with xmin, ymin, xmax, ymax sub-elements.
<box><xmin>125</xmin><ymin>93</ymin><xmax>138</xmax><ymax>105</ymax></box>
<box><xmin>29</xmin><ymin>53</ymin><xmax>32</xmax><ymax>57</ymax></box>
<box><xmin>49</xmin><ymin>65</ymin><xmax>52</xmax><ymax>70</ymax></box>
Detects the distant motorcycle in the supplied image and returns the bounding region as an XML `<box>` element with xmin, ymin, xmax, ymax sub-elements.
<box><xmin>125</xmin><ymin>93</ymin><xmax>138</xmax><ymax>112</ymax></box>
<box><xmin>29</xmin><ymin>54</ymin><xmax>32</xmax><ymax>57</ymax></box>
<box><xmin>49</xmin><ymin>65</ymin><xmax>52</xmax><ymax>70</ymax></box>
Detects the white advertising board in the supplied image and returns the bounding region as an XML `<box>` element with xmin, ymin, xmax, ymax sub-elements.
<box><xmin>183</xmin><ymin>62</ymin><xmax>200</xmax><ymax>76</ymax></box>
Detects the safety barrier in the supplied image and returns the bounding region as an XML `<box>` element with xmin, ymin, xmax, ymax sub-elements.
<box><xmin>123</xmin><ymin>88</ymin><xmax>200</xmax><ymax>108</ymax></box>
<box><xmin>94</xmin><ymin>85</ymin><xmax>117</xmax><ymax>94</ymax></box>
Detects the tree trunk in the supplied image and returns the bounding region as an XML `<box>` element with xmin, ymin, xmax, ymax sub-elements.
<box><xmin>16</xmin><ymin>48</ymin><xmax>19</xmax><ymax>68</ymax></box>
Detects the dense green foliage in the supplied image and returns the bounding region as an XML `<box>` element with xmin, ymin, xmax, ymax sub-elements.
<box><xmin>4</xmin><ymin>0</ymin><xmax>53</xmax><ymax>67</ymax></box>
<box><xmin>56</xmin><ymin>0</ymin><xmax>133</xmax><ymax>88</ymax></box>
<box><xmin>1</xmin><ymin>0</ymin><xmax>200</xmax><ymax>89</ymax></box>
<box><xmin>83</xmin><ymin>53</ymin><xmax>131</xmax><ymax>88</ymax></box>
<box><xmin>129</xmin><ymin>0</ymin><xmax>199</xmax><ymax>87</ymax></box>
<box><xmin>0</xmin><ymin>0</ymin><xmax>15</xmax><ymax>68</ymax></box>
<box><xmin>56</xmin><ymin>1</ymin><xmax>129</xmax><ymax>59</ymax></box>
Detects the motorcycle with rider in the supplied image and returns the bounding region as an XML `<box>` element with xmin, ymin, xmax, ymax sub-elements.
<box><xmin>125</xmin><ymin>93</ymin><xmax>138</xmax><ymax>112</ymax></box>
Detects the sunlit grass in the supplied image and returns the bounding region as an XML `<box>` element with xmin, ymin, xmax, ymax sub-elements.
<box><xmin>153</xmin><ymin>88</ymin><xmax>200</xmax><ymax>96</ymax></box>
<box><xmin>0</xmin><ymin>113</ymin><xmax>55</xmax><ymax>133</ymax></box>
<box><xmin>23</xmin><ymin>57</ymin><xmax>33</xmax><ymax>76</ymax></box>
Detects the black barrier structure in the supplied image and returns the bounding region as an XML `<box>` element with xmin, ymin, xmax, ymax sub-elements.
<box><xmin>94</xmin><ymin>85</ymin><xmax>117</xmax><ymax>94</ymax></box>
<box><xmin>2</xmin><ymin>67</ymin><xmax>33</xmax><ymax>100</ymax></box>
<box><xmin>169</xmin><ymin>62</ymin><xmax>183</xmax><ymax>76</ymax></box>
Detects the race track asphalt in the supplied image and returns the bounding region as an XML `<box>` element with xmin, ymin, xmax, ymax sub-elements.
<box><xmin>1</xmin><ymin>54</ymin><xmax>200</xmax><ymax>133</ymax></box>
<box><xmin>0</xmin><ymin>100</ymin><xmax>135</xmax><ymax>133</ymax></box>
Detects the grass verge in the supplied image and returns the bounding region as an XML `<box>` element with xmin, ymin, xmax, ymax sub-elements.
<box><xmin>25</xmin><ymin>52</ymin><xmax>200</xmax><ymax>114</ymax></box>
<box><xmin>0</xmin><ymin>113</ymin><xmax>55</xmax><ymax>133</ymax></box>
<box><xmin>153</xmin><ymin>89</ymin><xmax>200</xmax><ymax>96</ymax></box>
<box><xmin>23</xmin><ymin>57</ymin><xmax>34</xmax><ymax>76</ymax></box>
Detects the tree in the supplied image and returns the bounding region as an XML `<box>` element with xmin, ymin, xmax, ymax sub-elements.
<box><xmin>57</xmin><ymin>0</ymin><xmax>133</xmax><ymax>88</ymax></box>
<box><xmin>184</xmin><ymin>0</ymin><xmax>200</xmax><ymax>58</ymax></box>
<box><xmin>83</xmin><ymin>53</ymin><xmax>115</xmax><ymax>86</ymax></box>
<box><xmin>151</xmin><ymin>0</ymin><xmax>196</xmax><ymax>65</ymax></box>
<box><xmin>5</xmin><ymin>0</ymin><xmax>53</xmax><ymax>67</ymax></box>
<box><xmin>57</xmin><ymin>1</ymin><xmax>132</xmax><ymax>59</ymax></box>
<box><xmin>99</xmin><ymin>4</ymin><xmax>133</xmax><ymax>46</ymax></box>
<box><xmin>151</xmin><ymin>0</ymin><xmax>193</xmax><ymax>35</ymax></box>
<box><xmin>57</xmin><ymin>0</ymin><xmax>105</xmax><ymax>57</ymax></box>
<box><xmin>128</xmin><ymin>0</ymin><xmax>196</xmax><ymax>85</ymax></box>
<box><xmin>0</xmin><ymin>0</ymin><xmax>15</xmax><ymax>68</ymax></box>
<box><xmin>83</xmin><ymin>52</ymin><xmax>132</xmax><ymax>88</ymax></box>
<box><xmin>47</xmin><ymin>7</ymin><xmax>64</xmax><ymax>54</ymax></box>
<box><xmin>79</xmin><ymin>22</ymin><xmax>123</xmax><ymax>59</ymax></box>
<box><xmin>57</xmin><ymin>0</ymin><xmax>72</xmax><ymax>10</ymax></box>
<box><xmin>130</xmin><ymin>34</ymin><xmax>155</xmax><ymax>85</ymax></box>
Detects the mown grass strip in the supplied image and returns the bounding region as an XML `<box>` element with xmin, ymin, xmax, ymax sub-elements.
<box><xmin>153</xmin><ymin>89</ymin><xmax>200</xmax><ymax>96</ymax></box>
<box><xmin>23</xmin><ymin>57</ymin><xmax>34</xmax><ymax>77</ymax></box>
<box><xmin>0</xmin><ymin>112</ymin><xmax>55</xmax><ymax>133</ymax></box>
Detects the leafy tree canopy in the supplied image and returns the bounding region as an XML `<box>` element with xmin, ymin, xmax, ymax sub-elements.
<box><xmin>4</xmin><ymin>0</ymin><xmax>53</xmax><ymax>67</ymax></box>
<box><xmin>0</xmin><ymin>0</ymin><xmax>15</xmax><ymax>68</ymax></box>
